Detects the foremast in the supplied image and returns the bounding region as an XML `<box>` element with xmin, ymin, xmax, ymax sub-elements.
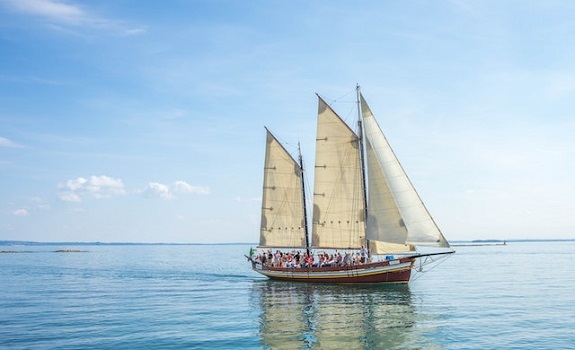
<box><xmin>298</xmin><ymin>142</ymin><xmax>311</xmax><ymax>257</ymax></box>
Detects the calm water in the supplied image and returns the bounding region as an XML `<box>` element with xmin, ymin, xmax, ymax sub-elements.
<box><xmin>1</xmin><ymin>241</ymin><xmax>574</xmax><ymax>349</ymax></box>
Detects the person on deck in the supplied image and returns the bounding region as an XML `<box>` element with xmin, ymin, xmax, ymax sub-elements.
<box><xmin>343</xmin><ymin>252</ymin><xmax>351</xmax><ymax>266</ymax></box>
<box><xmin>360</xmin><ymin>246</ymin><xmax>367</xmax><ymax>264</ymax></box>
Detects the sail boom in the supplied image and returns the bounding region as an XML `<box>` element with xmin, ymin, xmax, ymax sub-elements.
<box><xmin>257</xmin><ymin>245</ymin><xmax>307</xmax><ymax>249</ymax></box>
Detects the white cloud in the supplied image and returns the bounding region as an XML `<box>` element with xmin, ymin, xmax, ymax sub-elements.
<box><xmin>122</xmin><ymin>27</ymin><xmax>147</xmax><ymax>36</ymax></box>
<box><xmin>5</xmin><ymin>0</ymin><xmax>87</xmax><ymax>24</ymax></box>
<box><xmin>58</xmin><ymin>175</ymin><xmax>126</xmax><ymax>202</ymax></box>
<box><xmin>173</xmin><ymin>180</ymin><xmax>210</xmax><ymax>195</ymax></box>
<box><xmin>142</xmin><ymin>182</ymin><xmax>172</xmax><ymax>199</ymax></box>
<box><xmin>58</xmin><ymin>192</ymin><xmax>82</xmax><ymax>202</ymax></box>
<box><xmin>3</xmin><ymin>0</ymin><xmax>146</xmax><ymax>35</ymax></box>
<box><xmin>0</xmin><ymin>136</ymin><xmax>21</xmax><ymax>148</ymax></box>
<box><xmin>12</xmin><ymin>209</ymin><xmax>29</xmax><ymax>217</ymax></box>
<box><xmin>139</xmin><ymin>180</ymin><xmax>210</xmax><ymax>199</ymax></box>
<box><xmin>63</xmin><ymin>177</ymin><xmax>88</xmax><ymax>191</ymax></box>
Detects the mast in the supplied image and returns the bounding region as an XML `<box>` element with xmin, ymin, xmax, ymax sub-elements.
<box><xmin>356</xmin><ymin>84</ymin><xmax>370</xmax><ymax>256</ymax></box>
<box><xmin>299</xmin><ymin>142</ymin><xmax>311</xmax><ymax>256</ymax></box>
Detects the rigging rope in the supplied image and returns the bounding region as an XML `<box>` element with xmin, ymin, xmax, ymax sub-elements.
<box><xmin>411</xmin><ymin>253</ymin><xmax>454</xmax><ymax>282</ymax></box>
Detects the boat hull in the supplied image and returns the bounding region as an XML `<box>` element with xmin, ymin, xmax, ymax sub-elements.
<box><xmin>251</xmin><ymin>258</ymin><xmax>414</xmax><ymax>284</ymax></box>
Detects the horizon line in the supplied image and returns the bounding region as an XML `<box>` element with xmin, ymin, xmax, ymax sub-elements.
<box><xmin>1</xmin><ymin>238</ymin><xmax>575</xmax><ymax>246</ymax></box>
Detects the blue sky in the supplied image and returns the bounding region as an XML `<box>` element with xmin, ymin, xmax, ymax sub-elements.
<box><xmin>1</xmin><ymin>0</ymin><xmax>574</xmax><ymax>243</ymax></box>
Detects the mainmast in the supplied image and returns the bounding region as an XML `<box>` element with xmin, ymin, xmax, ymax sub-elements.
<box><xmin>299</xmin><ymin>142</ymin><xmax>311</xmax><ymax>256</ymax></box>
<box><xmin>356</xmin><ymin>84</ymin><xmax>370</xmax><ymax>256</ymax></box>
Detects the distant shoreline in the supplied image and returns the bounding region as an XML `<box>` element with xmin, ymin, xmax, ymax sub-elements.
<box><xmin>451</xmin><ymin>243</ymin><xmax>507</xmax><ymax>247</ymax></box>
<box><xmin>1</xmin><ymin>239</ymin><xmax>574</xmax><ymax>247</ymax></box>
<box><xmin>451</xmin><ymin>239</ymin><xmax>508</xmax><ymax>247</ymax></box>
<box><xmin>0</xmin><ymin>241</ymin><xmax>257</xmax><ymax>247</ymax></box>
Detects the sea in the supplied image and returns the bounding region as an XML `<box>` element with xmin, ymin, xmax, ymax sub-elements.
<box><xmin>1</xmin><ymin>241</ymin><xmax>574</xmax><ymax>350</ymax></box>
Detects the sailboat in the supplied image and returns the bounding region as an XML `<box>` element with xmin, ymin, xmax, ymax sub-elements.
<box><xmin>248</xmin><ymin>86</ymin><xmax>454</xmax><ymax>284</ymax></box>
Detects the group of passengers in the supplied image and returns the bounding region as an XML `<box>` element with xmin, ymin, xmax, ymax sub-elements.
<box><xmin>252</xmin><ymin>247</ymin><xmax>368</xmax><ymax>268</ymax></box>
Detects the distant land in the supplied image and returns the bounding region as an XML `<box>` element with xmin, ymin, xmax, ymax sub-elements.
<box><xmin>451</xmin><ymin>239</ymin><xmax>574</xmax><ymax>246</ymax></box>
<box><xmin>1</xmin><ymin>239</ymin><xmax>574</xmax><ymax>246</ymax></box>
<box><xmin>0</xmin><ymin>241</ymin><xmax>255</xmax><ymax>246</ymax></box>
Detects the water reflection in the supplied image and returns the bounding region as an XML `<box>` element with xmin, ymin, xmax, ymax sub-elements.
<box><xmin>250</xmin><ymin>281</ymin><xmax>418</xmax><ymax>349</ymax></box>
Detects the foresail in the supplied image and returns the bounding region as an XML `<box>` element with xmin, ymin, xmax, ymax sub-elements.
<box><xmin>361</xmin><ymin>95</ymin><xmax>450</xmax><ymax>248</ymax></box>
<box><xmin>259</xmin><ymin>129</ymin><xmax>307</xmax><ymax>248</ymax></box>
<box><xmin>311</xmin><ymin>97</ymin><xmax>365</xmax><ymax>249</ymax></box>
<box><xmin>365</xmin><ymin>140</ymin><xmax>410</xmax><ymax>245</ymax></box>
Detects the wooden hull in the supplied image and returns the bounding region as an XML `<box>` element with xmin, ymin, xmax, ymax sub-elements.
<box><xmin>251</xmin><ymin>257</ymin><xmax>414</xmax><ymax>284</ymax></box>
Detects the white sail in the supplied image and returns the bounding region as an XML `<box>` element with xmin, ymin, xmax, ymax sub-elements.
<box><xmin>361</xmin><ymin>95</ymin><xmax>450</xmax><ymax>247</ymax></box>
<box><xmin>365</xmin><ymin>139</ymin><xmax>410</xmax><ymax>245</ymax></box>
<box><xmin>311</xmin><ymin>97</ymin><xmax>365</xmax><ymax>249</ymax></box>
<box><xmin>259</xmin><ymin>129</ymin><xmax>307</xmax><ymax>248</ymax></box>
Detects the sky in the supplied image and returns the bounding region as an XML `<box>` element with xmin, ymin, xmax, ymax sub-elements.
<box><xmin>1</xmin><ymin>0</ymin><xmax>574</xmax><ymax>243</ymax></box>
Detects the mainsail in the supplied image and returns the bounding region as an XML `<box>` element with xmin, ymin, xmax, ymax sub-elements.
<box><xmin>259</xmin><ymin>129</ymin><xmax>307</xmax><ymax>248</ymax></box>
<box><xmin>311</xmin><ymin>97</ymin><xmax>365</xmax><ymax>249</ymax></box>
<box><xmin>361</xmin><ymin>94</ymin><xmax>450</xmax><ymax>248</ymax></box>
